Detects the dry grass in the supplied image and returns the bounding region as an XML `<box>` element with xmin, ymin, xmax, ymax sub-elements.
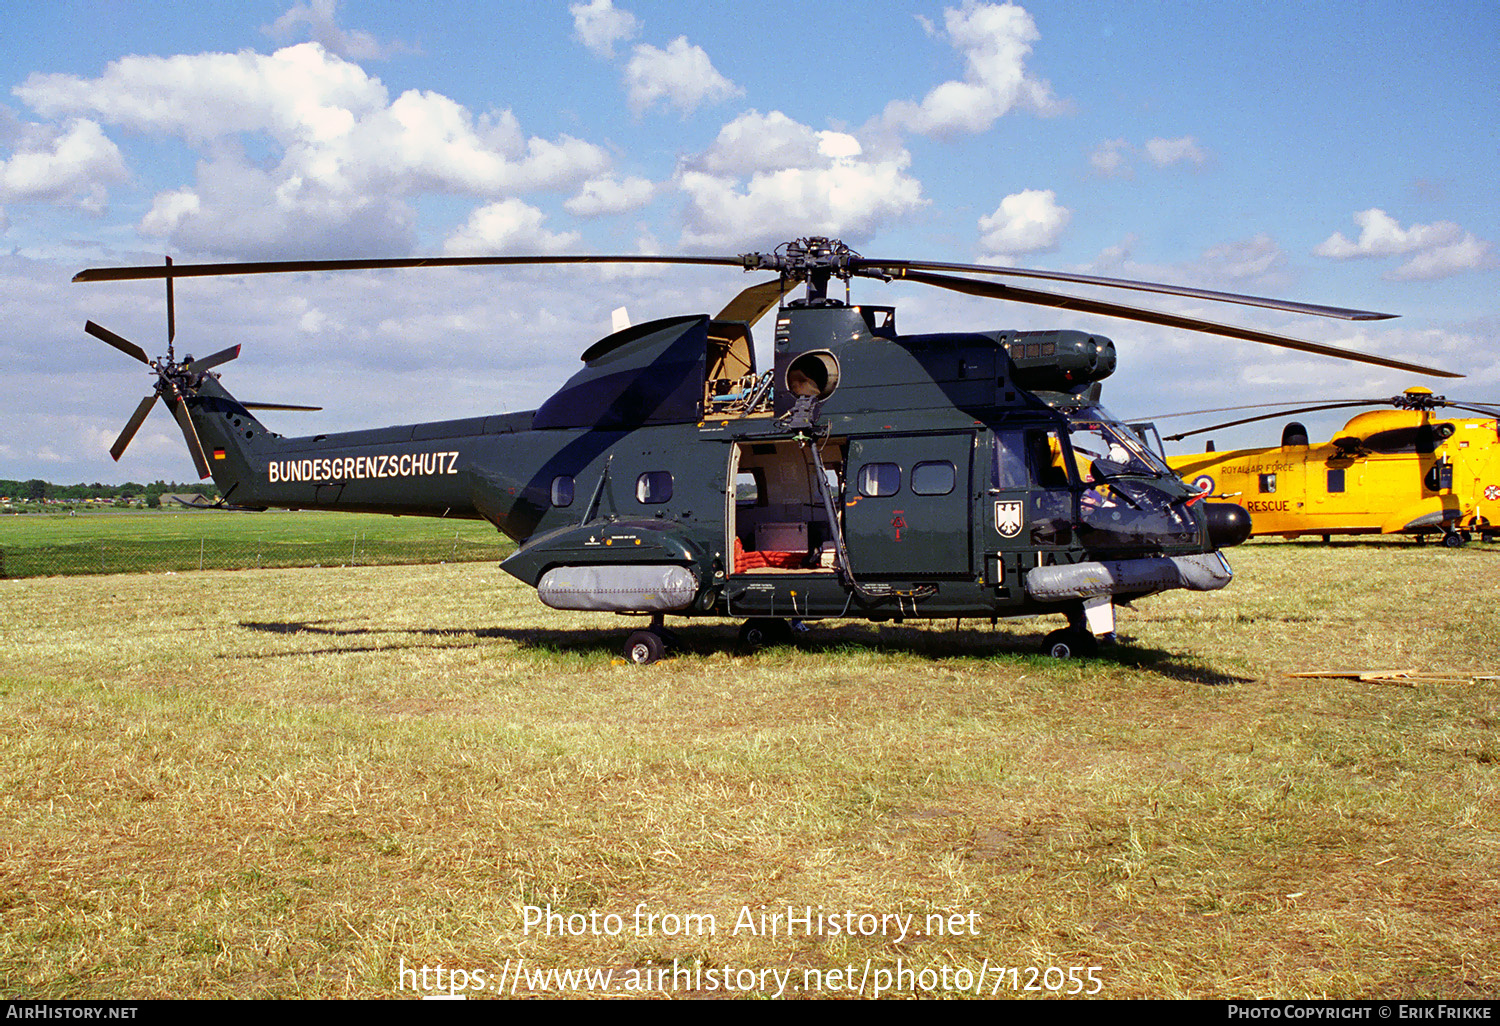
<box><xmin>1</xmin><ymin>537</ymin><xmax>1496</xmax><ymax>999</ymax></box>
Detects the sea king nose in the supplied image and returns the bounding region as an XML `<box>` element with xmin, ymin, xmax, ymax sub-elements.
<box><xmin>1205</xmin><ymin>502</ymin><xmax>1253</xmax><ymax>548</ymax></box>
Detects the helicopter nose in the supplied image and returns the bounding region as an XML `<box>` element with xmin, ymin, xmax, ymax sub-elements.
<box><xmin>1204</xmin><ymin>502</ymin><xmax>1252</xmax><ymax>548</ymax></box>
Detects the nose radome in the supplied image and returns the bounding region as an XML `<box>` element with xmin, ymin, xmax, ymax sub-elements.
<box><xmin>1205</xmin><ymin>502</ymin><xmax>1252</xmax><ymax>548</ymax></box>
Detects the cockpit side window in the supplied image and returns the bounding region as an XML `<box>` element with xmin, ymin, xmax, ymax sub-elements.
<box><xmin>992</xmin><ymin>429</ymin><xmax>1030</xmax><ymax>489</ymax></box>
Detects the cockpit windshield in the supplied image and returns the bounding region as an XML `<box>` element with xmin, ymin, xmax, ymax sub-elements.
<box><xmin>1064</xmin><ymin>405</ymin><xmax>1174</xmax><ymax>479</ymax></box>
<box><xmin>1063</xmin><ymin>405</ymin><xmax>1197</xmax><ymax>550</ymax></box>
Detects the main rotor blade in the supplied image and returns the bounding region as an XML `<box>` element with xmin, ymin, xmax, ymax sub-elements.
<box><xmin>1160</xmin><ymin>394</ymin><xmax>1500</xmax><ymax>440</ymax></box>
<box><xmin>1142</xmin><ymin>398</ymin><xmax>1374</xmax><ymax>420</ymax></box>
<box><xmin>110</xmin><ymin>394</ymin><xmax>159</xmax><ymax>461</ymax></box>
<box><xmin>240</xmin><ymin>401</ymin><xmax>322</xmax><ymax>411</ymax></box>
<box><xmin>869</xmin><ymin>259</ymin><xmax>1396</xmax><ymax>321</ymax></box>
<box><xmin>74</xmin><ymin>253</ymin><xmax>745</xmax><ymax>283</ymax></box>
<box><xmin>1162</xmin><ymin>402</ymin><xmax>1388</xmax><ymax>441</ymax></box>
<box><xmin>898</xmin><ymin>269</ymin><xmax>1461</xmax><ymax>379</ymax></box>
<box><xmin>165</xmin><ymin>255</ymin><xmax>175</xmax><ymax>345</ymax></box>
<box><xmin>185</xmin><ymin>344</ymin><xmax>241</xmax><ymax>373</ymax></box>
<box><xmin>166</xmin><ymin>391</ymin><xmax>211</xmax><ymax>479</ymax></box>
<box><xmin>716</xmin><ymin>277</ymin><xmax>785</xmax><ymax>326</ymax></box>
<box><xmin>1440</xmin><ymin>401</ymin><xmax>1500</xmax><ymax>419</ymax></box>
<box><xmin>85</xmin><ymin>320</ymin><xmax>150</xmax><ymax>364</ymax></box>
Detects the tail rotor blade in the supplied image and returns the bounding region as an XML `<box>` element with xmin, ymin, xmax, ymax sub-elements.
<box><xmin>186</xmin><ymin>344</ymin><xmax>241</xmax><ymax>373</ymax></box>
<box><xmin>86</xmin><ymin>321</ymin><xmax>150</xmax><ymax>365</ymax></box>
<box><xmin>110</xmin><ymin>394</ymin><xmax>159</xmax><ymax>461</ymax></box>
<box><xmin>167</xmin><ymin>390</ymin><xmax>212</xmax><ymax>479</ymax></box>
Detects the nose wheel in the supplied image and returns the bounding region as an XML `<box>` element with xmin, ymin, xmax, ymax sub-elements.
<box><xmin>1042</xmin><ymin>628</ymin><xmax>1098</xmax><ymax>659</ymax></box>
<box><xmin>1043</xmin><ymin>600</ymin><xmax>1111</xmax><ymax>658</ymax></box>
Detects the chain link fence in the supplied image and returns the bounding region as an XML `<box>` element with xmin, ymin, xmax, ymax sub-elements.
<box><xmin>1</xmin><ymin>531</ymin><xmax>514</xmax><ymax>578</ymax></box>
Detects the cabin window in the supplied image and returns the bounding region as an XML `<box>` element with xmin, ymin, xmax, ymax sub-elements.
<box><xmin>858</xmin><ymin>463</ymin><xmax>901</xmax><ymax>497</ymax></box>
<box><xmin>911</xmin><ymin>460</ymin><xmax>957</xmax><ymax>496</ymax></box>
<box><xmin>1326</xmin><ymin>469</ymin><xmax>1344</xmax><ymax>493</ymax></box>
<box><xmin>636</xmin><ymin>471</ymin><xmax>673</xmax><ymax>504</ymax></box>
<box><xmin>550</xmin><ymin>475</ymin><xmax>574</xmax><ymax>507</ymax></box>
<box><xmin>1259</xmin><ymin>473</ymin><xmax>1276</xmax><ymax>494</ymax></box>
<box><xmin>734</xmin><ymin>470</ymin><xmax>763</xmax><ymax>507</ymax></box>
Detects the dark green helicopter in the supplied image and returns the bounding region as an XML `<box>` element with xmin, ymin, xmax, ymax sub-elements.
<box><xmin>76</xmin><ymin>237</ymin><xmax>1457</xmax><ymax>662</ymax></box>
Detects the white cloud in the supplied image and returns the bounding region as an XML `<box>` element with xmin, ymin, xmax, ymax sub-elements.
<box><xmin>697</xmin><ymin>111</ymin><xmax>869</xmax><ymax>178</ymax></box>
<box><xmin>677</xmin><ymin>113</ymin><xmax>924</xmax><ymax>250</ymax></box>
<box><xmin>0</xmin><ymin>118</ymin><xmax>126</xmax><ymax>212</ymax></box>
<box><xmin>623</xmin><ymin>37</ymin><xmax>742</xmax><ymax>116</ymax></box>
<box><xmin>19</xmin><ymin>43</ymin><xmax>384</xmax><ymax>145</ymax></box>
<box><xmin>444</xmin><ymin>199</ymin><xmax>581</xmax><ymax>255</ymax></box>
<box><xmin>978</xmin><ymin>189</ymin><xmax>1069</xmax><ymax>256</ymax></box>
<box><xmin>139</xmin><ymin>187</ymin><xmax>200</xmax><ymax>236</ymax></box>
<box><xmin>1315</xmin><ymin>208</ymin><xmax>1492</xmax><ymax>280</ymax></box>
<box><xmin>15</xmin><ymin>43</ymin><xmax>609</xmax><ymax>256</ymax></box>
<box><xmin>570</xmin><ymin>0</ymin><xmax>641</xmax><ymax>57</ymax></box>
<box><xmin>1143</xmin><ymin>136</ymin><xmax>1207</xmax><ymax>168</ymax></box>
<box><xmin>1088</xmin><ymin>138</ymin><xmax>1131</xmax><ymax>177</ymax></box>
<box><xmin>1091</xmin><ymin>136</ymin><xmax>1208</xmax><ymax>177</ymax></box>
<box><xmin>1316</xmin><ymin>208</ymin><xmax>1458</xmax><ymax>258</ymax></box>
<box><xmin>563</xmin><ymin>175</ymin><xmax>654</xmax><ymax>217</ymax></box>
<box><xmin>698</xmin><ymin>110</ymin><xmax>823</xmax><ymax>175</ymax></box>
<box><xmin>1198</xmin><ymin>233</ymin><xmax>1285</xmax><ymax>283</ymax></box>
<box><xmin>882</xmin><ymin>1</ymin><xmax>1064</xmax><ymax>138</ymax></box>
<box><xmin>138</xmin><ymin>155</ymin><xmax>417</xmax><ymax>259</ymax></box>
<box><xmin>1392</xmin><ymin>235</ymin><xmax>1491</xmax><ymax>280</ymax></box>
<box><xmin>263</xmin><ymin>0</ymin><xmax>412</xmax><ymax>61</ymax></box>
<box><xmin>1077</xmin><ymin>233</ymin><xmax>1290</xmax><ymax>297</ymax></box>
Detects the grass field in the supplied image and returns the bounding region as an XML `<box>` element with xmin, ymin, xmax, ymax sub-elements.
<box><xmin>0</xmin><ymin>510</ymin><xmax>512</xmax><ymax>577</ymax></box>
<box><xmin>1</xmin><ymin>537</ymin><xmax>1496</xmax><ymax>999</ymax></box>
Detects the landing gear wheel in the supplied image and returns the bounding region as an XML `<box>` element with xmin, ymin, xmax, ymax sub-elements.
<box><xmin>738</xmin><ymin>618</ymin><xmax>792</xmax><ymax>652</ymax></box>
<box><xmin>1043</xmin><ymin>629</ymin><xmax>1097</xmax><ymax>659</ymax></box>
<box><xmin>1442</xmin><ymin>531</ymin><xmax>1466</xmax><ymax>549</ymax></box>
<box><xmin>624</xmin><ymin>630</ymin><xmax>666</xmax><ymax>665</ymax></box>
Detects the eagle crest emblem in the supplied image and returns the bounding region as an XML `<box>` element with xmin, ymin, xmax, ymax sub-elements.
<box><xmin>994</xmin><ymin>500</ymin><xmax>1023</xmax><ymax>538</ymax></box>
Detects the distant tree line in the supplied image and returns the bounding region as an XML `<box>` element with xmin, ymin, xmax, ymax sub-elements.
<box><xmin>1</xmin><ymin>479</ymin><xmax>221</xmax><ymax>507</ymax></box>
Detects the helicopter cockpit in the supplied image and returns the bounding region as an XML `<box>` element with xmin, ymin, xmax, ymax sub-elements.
<box><xmin>990</xmin><ymin>407</ymin><xmax>1201</xmax><ymax>553</ymax></box>
<box><xmin>1063</xmin><ymin>407</ymin><xmax>1200</xmax><ymax>550</ymax></box>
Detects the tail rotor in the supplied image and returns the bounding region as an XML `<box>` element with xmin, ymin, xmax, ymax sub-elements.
<box><xmin>88</xmin><ymin>256</ymin><xmax>317</xmax><ymax>478</ymax></box>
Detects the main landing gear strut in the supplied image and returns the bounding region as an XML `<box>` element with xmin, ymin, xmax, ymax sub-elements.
<box><xmin>1042</xmin><ymin>598</ymin><xmax>1115</xmax><ymax>659</ymax></box>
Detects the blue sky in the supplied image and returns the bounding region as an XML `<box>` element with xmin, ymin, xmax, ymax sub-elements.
<box><xmin>2</xmin><ymin>0</ymin><xmax>1496</xmax><ymax>483</ymax></box>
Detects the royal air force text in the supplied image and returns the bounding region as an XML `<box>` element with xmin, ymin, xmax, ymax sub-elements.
<box><xmin>266</xmin><ymin>452</ymin><xmax>460</xmax><ymax>484</ymax></box>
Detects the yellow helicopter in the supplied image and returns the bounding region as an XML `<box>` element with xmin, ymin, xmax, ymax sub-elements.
<box><xmin>1141</xmin><ymin>387</ymin><xmax>1500</xmax><ymax>547</ymax></box>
